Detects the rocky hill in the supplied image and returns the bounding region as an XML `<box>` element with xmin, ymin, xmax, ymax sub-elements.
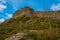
<box><xmin>0</xmin><ymin>6</ymin><xmax>60</xmax><ymax>40</ymax></box>
<box><xmin>13</xmin><ymin>6</ymin><xmax>60</xmax><ymax>19</ymax></box>
<box><xmin>13</xmin><ymin>6</ymin><xmax>35</xmax><ymax>18</ymax></box>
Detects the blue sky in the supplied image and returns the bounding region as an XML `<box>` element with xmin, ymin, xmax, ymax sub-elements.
<box><xmin>0</xmin><ymin>0</ymin><xmax>60</xmax><ymax>23</ymax></box>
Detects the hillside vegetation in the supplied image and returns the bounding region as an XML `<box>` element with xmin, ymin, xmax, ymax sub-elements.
<box><xmin>0</xmin><ymin>7</ymin><xmax>60</xmax><ymax>40</ymax></box>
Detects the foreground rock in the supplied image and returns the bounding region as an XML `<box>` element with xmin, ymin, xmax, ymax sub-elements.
<box><xmin>5</xmin><ymin>33</ymin><xmax>26</xmax><ymax>40</ymax></box>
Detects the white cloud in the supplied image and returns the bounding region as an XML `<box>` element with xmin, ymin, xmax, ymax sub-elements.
<box><xmin>0</xmin><ymin>0</ymin><xmax>6</xmax><ymax>3</ymax></box>
<box><xmin>2</xmin><ymin>0</ymin><xmax>6</xmax><ymax>3</ymax></box>
<box><xmin>5</xmin><ymin>13</ymin><xmax>13</xmax><ymax>19</ymax></box>
<box><xmin>50</xmin><ymin>3</ymin><xmax>60</xmax><ymax>11</ymax></box>
<box><xmin>0</xmin><ymin>13</ymin><xmax>13</xmax><ymax>24</ymax></box>
<box><xmin>0</xmin><ymin>0</ymin><xmax>6</xmax><ymax>12</ymax></box>
<box><xmin>0</xmin><ymin>4</ymin><xmax>6</xmax><ymax>11</ymax></box>
<box><xmin>0</xmin><ymin>18</ymin><xmax>5</xmax><ymax>23</ymax></box>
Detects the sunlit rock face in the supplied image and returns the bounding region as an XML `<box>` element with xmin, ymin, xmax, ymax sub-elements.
<box><xmin>13</xmin><ymin>6</ymin><xmax>35</xmax><ymax>18</ymax></box>
<box><xmin>13</xmin><ymin>6</ymin><xmax>60</xmax><ymax>19</ymax></box>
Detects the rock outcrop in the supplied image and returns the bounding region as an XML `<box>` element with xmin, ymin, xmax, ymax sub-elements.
<box><xmin>5</xmin><ymin>33</ymin><xmax>27</xmax><ymax>40</ymax></box>
<box><xmin>13</xmin><ymin>6</ymin><xmax>35</xmax><ymax>18</ymax></box>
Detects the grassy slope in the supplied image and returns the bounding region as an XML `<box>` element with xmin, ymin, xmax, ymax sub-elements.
<box><xmin>0</xmin><ymin>15</ymin><xmax>60</xmax><ymax>40</ymax></box>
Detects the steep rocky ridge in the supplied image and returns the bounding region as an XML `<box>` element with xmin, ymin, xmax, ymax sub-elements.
<box><xmin>0</xmin><ymin>6</ymin><xmax>60</xmax><ymax>40</ymax></box>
